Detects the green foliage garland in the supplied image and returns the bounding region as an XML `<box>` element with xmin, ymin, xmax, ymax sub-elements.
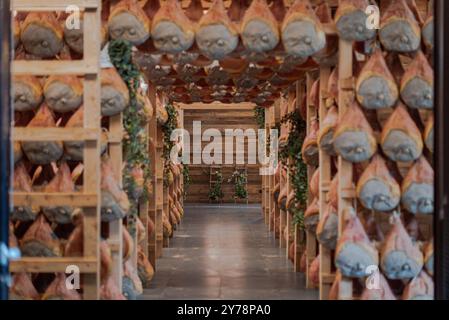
<box><xmin>161</xmin><ymin>103</ymin><xmax>178</xmax><ymax>186</ymax></box>
<box><xmin>182</xmin><ymin>164</ymin><xmax>191</xmax><ymax>200</ymax></box>
<box><xmin>228</xmin><ymin>170</ymin><xmax>248</xmax><ymax>200</ymax></box>
<box><xmin>209</xmin><ymin>171</ymin><xmax>224</xmax><ymax>201</ymax></box>
<box><xmin>254</xmin><ymin>106</ymin><xmax>265</xmax><ymax>129</ymax></box>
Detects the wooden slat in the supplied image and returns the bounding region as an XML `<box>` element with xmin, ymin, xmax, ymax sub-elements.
<box><xmin>12</xmin><ymin>0</ymin><xmax>99</xmax><ymax>10</ymax></box>
<box><xmin>12</xmin><ymin>60</ymin><xmax>98</xmax><ymax>76</ymax></box>
<box><xmin>178</xmin><ymin>102</ymin><xmax>256</xmax><ymax>110</ymax></box>
<box><xmin>13</xmin><ymin>127</ymin><xmax>99</xmax><ymax>142</ymax></box>
<box><xmin>13</xmin><ymin>192</ymin><xmax>97</xmax><ymax>206</ymax></box>
<box><xmin>10</xmin><ymin>257</ymin><xmax>98</xmax><ymax>273</ymax></box>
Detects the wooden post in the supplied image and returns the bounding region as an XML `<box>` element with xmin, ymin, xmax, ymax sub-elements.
<box><xmin>156</xmin><ymin>124</ymin><xmax>164</xmax><ymax>258</ymax></box>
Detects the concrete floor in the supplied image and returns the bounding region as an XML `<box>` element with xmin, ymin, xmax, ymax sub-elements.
<box><xmin>140</xmin><ymin>204</ymin><xmax>318</xmax><ymax>300</ymax></box>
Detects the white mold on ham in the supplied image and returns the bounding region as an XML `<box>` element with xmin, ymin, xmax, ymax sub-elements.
<box><xmin>335</xmin><ymin>0</ymin><xmax>377</xmax><ymax>42</ymax></box>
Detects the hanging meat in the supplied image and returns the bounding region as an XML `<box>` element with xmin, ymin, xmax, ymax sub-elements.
<box><xmin>422</xmin><ymin>7</ymin><xmax>434</xmax><ymax>50</ymax></box>
<box><xmin>241</xmin><ymin>0</ymin><xmax>280</xmax><ymax>54</ymax></box>
<box><xmin>9</xmin><ymin>273</ymin><xmax>40</xmax><ymax>300</ymax></box>
<box><xmin>11</xmin><ymin>163</ymin><xmax>39</xmax><ymax>222</ymax></box>
<box><xmin>312</xmin><ymin>2</ymin><xmax>338</xmax><ymax>67</ymax></box>
<box><xmin>317</xmin><ymin>105</ymin><xmax>338</xmax><ymax>155</ymax></box>
<box><xmin>309</xmin><ymin>255</ymin><xmax>320</xmax><ymax>286</ymax></box>
<box><xmin>356</xmin><ymin>154</ymin><xmax>401</xmax><ymax>212</ymax></box>
<box><xmin>401</xmin><ymin>156</ymin><xmax>434</xmax><ymax>215</ymax></box>
<box><xmin>101</xmin><ymin>67</ymin><xmax>130</xmax><ymax>117</ymax></box>
<box><xmin>380</xmin><ymin>103</ymin><xmax>423</xmax><ymax>162</ymax></box>
<box><xmin>424</xmin><ymin>240</ymin><xmax>434</xmax><ymax>276</ymax></box>
<box><xmin>316</xmin><ymin>204</ymin><xmax>338</xmax><ymax>250</ymax></box>
<box><xmin>327</xmin><ymin>67</ymin><xmax>339</xmax><ymax>107</ymax></box>
<box><xmin>137</xmin><ymin>245</ymin><xmax>154</xmax><ymax>287</ymax></box>
<box><xmin>151</xmin><ymin>0</ymin><xmax>195</xmax><ymax>53</ymax></box>
<box><xmin>64</xmin><ymin>219</ymin><xmax>83</xmax><ymax>257</ymax></box>
<box><xmin>335</xmin><ymin>207</ymin><xmax>379</xmax><ymax>278</ymax></box>
<box><xmin>123</xmin><ymin>227</ymin><xmax>134</xmax><ymax>261</ymax></box>
<box><xmin>108</xmin><ymin>0</ymin><xmax>150</xmax><ymax>46</ymax></box>
<box><xmin>43</xmin><ymin>75</ymin><xmax>83</xmax><ymax>113</ymax></box>
<box><xmin>13</xmin><ymin>76</ymin><xmax>43</xmax><ymax>112</ymax></box>
<box><xmin>301</xmin><ymin>119</ymin><xmax>319</xmax><ymax>167</ymax></box>
<box><xmin>101</xmin><ymin>156</ymin><xmax>130</xmax><ymax>222</ymax></box>
<box><xmin>328</xmin><ymin>175</ymin><xmax>339</xmax><ymax>210</ymax></box>
<box><xmin>402</xmin><ymin>271</ymin><xmax>434</xmax><ymax>300</ymax></box>
<box><xmin>333</xmin><ymin>102</ymin><xmax>377</xmax><ymax>163</ymax></box>
<box><xmin>20</xmin><ymin>12</ymin><xmax>64</xmax><ymax>58</ymax></box>
<box><xmin>281</xmin><ymin>0</ymin><xmax>326</xmax><ymax>59</ymax></box>
<box><xmin>334</xmin><ymin>0</ymin><xmax>376</xmax><ymax>42</ymax></box>
<box><xmin>360</xmin><ymin>272</ymin><xmax>396</xmax><ymax>300</ymax></box>
<box><xmin>356</xmin><ymin>49</ymin><xmax>399</xmax><ymax>110</ymax></box>
<box><xmin>21</xmin><ymin>214</ymin><xmax>61</xmax><ymax>257</ymax></box>
<box><xmin>328</xmin><ymin>271</ymin><xmax>341</xmax><ymax>300</ymax></box>
<box><xmin>42</xmin><ymin>273</ymin><xmax>81</xmax><ymax>300</ymax></box>
<box><xmin>196</xmin><ymin>0</ymin><xmax>239</xmax><ymax>61</ymax></box>
<box><xmin>42</xmin><ymin>162</ymin><xmax>79</xmax><ymax>224</ymax></box>
<box><xmin>21</xmin><ymin>104</ymin><xmax>63</xmax><ymax>165</ymax></box>
<box><xmin>101</xmin><ymin>276</ymin><xmax>126</xmax><ymax>300</ymax></box>
<box><xmin>13</xmin><ymin>16</ymin><xmax>20</xmax><ymax>49</ymax></box>
<box><xmin>362</xmin><ymin>211</ymin><xmax>385</xmax><ymax>243</ymax></box>
<box><xmin>14</xmin><ymin>142</ymin><xmax>23</xmax><ymax>164</ymax></box>
<box><xmin>423</xmin><ymin>114</ymin><xmax>433</xmax><ymax>153</ymax></box>
<box><xmin>309</xmin><ymin>168</ymin><xmax>319</xmax><ymax>199</ymax></box>
<box><xmin>400</xmin><ymin>51</ymin><xmax>434</xmax><ymax>110</ymax></box>
<box><xmin>123</xmin><ymin>259</ymin><xmax>143</xmax><ymax>300</ymax></box>
<box><xmin>379</xmin><ymin>0</ymin><xmax>421</xmax><ymax>53</ymax></box>
<box><xmin>380</xmin><ymin>216</ymin><xmax>423</xmax><ymax>280</ymax></box>
<box><xmin>304</xmin><ymin>197</ymin><xmax>319</xmax><ymax>233</ymax></box>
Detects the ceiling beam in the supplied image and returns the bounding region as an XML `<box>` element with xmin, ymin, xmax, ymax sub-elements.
<box><xmin>177</xmin><ymin>102</ymin><xmax>256</xmax><ymax>110</ymax></box>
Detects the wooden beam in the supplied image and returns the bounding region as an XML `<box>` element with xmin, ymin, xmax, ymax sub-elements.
<box><xmin>177</xmin><ymin>102</ymin><xmax>256</xmax><ymax>110</ymax></box>
<box><xmin>10</xmin><ymin>257</ymin><xmax>98</xmax><ymax>273</ymax></box>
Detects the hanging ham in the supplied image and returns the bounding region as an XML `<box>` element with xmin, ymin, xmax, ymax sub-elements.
<box><xmin>304</xmin><ymin>197</ymin><xmax>319</xmax><ymax>233</ymax></box>
<box><xmin>424</xmin><ymin>240</ymin><xmax>434</xmax><ymax>276</ymax></box>
<box><xmin>196</xmin><ymin>0</ymin><xmax>239</xmax><ymax>60</ymax></box>
<box><xmin>423</xmin><ymin>114</ymin><xmax>433</xmax><ymax>153</ymax></box>
<box><xmin>20</xmin><ymin>12</ymin><xmax>64</xmax><ymax>58</ymax></box>
<box><xmin>356</xmin><ymin>154</ymin><xmax>401</xmax><ymax>212</ymax></box>
<box><xmin>334</xmin><ymin>0</ymin><xmax>376</xmax><ymax>42</ymax></box>
<box><xmin>42</xmin><ymin>273</ymin><xmax>81</xmax><ymax>300</ymax></box>
<box><xmin>316</xmin><ymin>204</ymin><xmax>338</xmax><ymax>250</ymax></box>
<box><xmin>400</xmin><ymin>51</ymin><xmax>434</xmax><ymax>110</ymax></box>
<box><xmin>333</xmin><ymin>102</ymin><xmax>377</xmax><ymax>163</ymax></box>
<box><xmin>9</xmin><ymin>273</ymin><xmax>40</xmax><ymax>300</ymax></box>
<box><xmin>335</xmin><ymin>207</ymin><xmax>379</xmax><ymax>278</ymax></box>
<box><xmin>241</xmin><ymin>0</ymin><xmax>280</xmax><ymax>53</ymax></box>
<box><xmin>101</xmin><ymin>276</ymin><xmax>126</xmax><ymax>300</ymax></box>
<box><xmin>108</xmin><ymin>0</ymin><xmax>150</xmax><ymax>46</ymax></box>
<box><xmin>360</xmin><ymin>272</ymin><xmax>396</xmax><ymax>300</ymax></box>
<box><xmin>380</xmin><ymin>216</ymin><xmax>423</xmax><ymax>279</ymax></box>
<box><xmin>11</xmin><ymin>163</ymin><xmax>39</xmax><ymax>222</ymax></box>
<box><xmin>301</xmin><ymin>119</ymin><xmax>319</xmax><ymax>167</ymax></box>
<box><xmin>401</xmin><ymin>156</ymin><xmax>434</xmax><ymax>215</ymax></box>
<box><xmin>309</xmin><ymin>168</ymin><xmax>319</xmax><ymax>199</ymax></box>
<box><xmin>21</xmin><ymin>214</ymin><xmax>61</xmax><ymax>257</ymax></box>
<box><xmin>356</xmin><ymin>49</ymin><xmax>399</xmax><ymax>110</ymax></box>
<box><xmin>309</xmin><ymin>255</ymin><xmax>320</xmax><ymax>286</ymax></box>
<box><xmin>422</xmin><ymin>9</ymin><xmax>433</xmax><ymax>50</ymax></box>
<box><xmin>379</xmin><ymin>0</ymin><xmax>421</xmax><ymax>53</ymax></box>
<box><xmin>13</xmin><ymin>76</ymin><xmax>43</xmax><ymax>112</ymax></box>
<box><xmin>101</xmin><ymin>67</ymin><xmax>130</xmax><ymax>117</ymax></box>
<box><xmin>151</xmin><ymin>0</ymin><xmax>195</xmax><ymax>53</ymax></box>
<box><xmin>21</xmin><ymin>104</ymin><xmax>63</xmax><ymax>165</ymax></box>
<box><xmin>317</xmin><ymin>105</ymin><xmax>338</xmax><ymax>155</ymax></box>
<box><xmin>137</xmin><ymin>245</ymin><xmax>155</xmax><ymax>287</ymax></box>
<box><xmin>43</xmin><ymin>75</ymin><xmax>83</xmax><ymax>113</ymax></box>
<box><xmin>402</xmin><ymin>271</ymin><xmax>434</xmax><ymax>300</ymax></box>
<box><xmin>101</xmin><ymin>156</ymin><xmax>130</xmax><ymax>222</ymax></box>
<box><xmin>122</xmin><ymin>259</ymin><xmax>143</xmax><ymax>300</ymax></box>
<box><xmin>14</xmin><ymin>142</ymin><xmax>23</xmax><ymax>164</ymax></box>
<box><xmin>380</xmin><ymin>103</ymin><xmax>423</xmax><ymax>162</ymax></box>
<box><xmin>281</xmin><ymin>0</ymin><xmax>326</xmax><ymax>59</ymax></box>
<box><xmin>312</xmin><ymin>2</ymin><xmax>338</xmax><ymax>67</ymax></box>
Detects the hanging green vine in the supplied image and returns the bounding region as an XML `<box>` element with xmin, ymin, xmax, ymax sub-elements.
<box><xmin>228</xmin><ymin>170</ymin><xmax>248</xmax><ymax>200</ymax></box>
<box><xmin>108</xmin><ymin>40</ymin><xmax>151</xmax><ymax>214</ymax></box>
<box><xmin>279</xmin><ymin>111</ymin><xmax>308</xmax><ymax>230</ymax></box>
<box><xmin>182</xmin><ymin>164</ymin><xmax>191</xmax><ymax>200</ymax></box>
<box><xmin>161</xmin><ymin>102</ymin><xmax>178</xmax><ymax>186</ymax></box>
<box><xmin>209</xmin><ymin>171</ymin><xmax>224</xmax><ymax>201</ymax></box>
<box><xmin>254</xmin><ymin>106</ymin><xmax>265</xmax><ymax>129</ymax></box>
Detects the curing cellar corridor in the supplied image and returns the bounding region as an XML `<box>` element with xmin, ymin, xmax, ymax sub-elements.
<box><xmin>140</xmin><ymin>204</ymin><xmax>318</xmax><ymax>300</ymax></box>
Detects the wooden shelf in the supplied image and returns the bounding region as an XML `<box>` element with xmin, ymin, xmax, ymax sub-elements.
<box><xmin>12</xmin><ymin>0</ymin><xmax>99</xmax><ymax>11</ymax></box>
<box><xmin>13</xmin><ymin>192</ymin><xmax>98</xmax><ymax>207</ymax></box>
<box><xmin>13</xmin><ymin>127</ymin><xmax>100</xmax><ymax>142</ymax></box>
<box><xmin>12</xmin><ymin>60</ymin><xmax>98</xmax><ymax>76</ymax></box>
<box><xmin>10</xmin><ymin>257</ymin><xmax>98</xmax><ymax>273</ymax></box>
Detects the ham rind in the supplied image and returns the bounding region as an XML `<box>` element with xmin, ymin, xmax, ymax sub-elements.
<box><xmin>42</xmin><ymin>162</ymin><xmax>78</xmax><ymax>224</ymax></box>
<box><xmin>335</xmin><ymin>0</ymin><xmax>376</xmax><ymax>42</ymax></box>
<box><xmin>312</xmin><ymin>2</ymin><xmax>338</xmax><ymax>67</ymax></box>
<box><xmin>302</xmin><ymin>119</ymin><xmax>319</xmax><ymax>166</ymax></box>
<box><xmin>277</xmin><ymin>181</ymin><xmax>288</xmax><ymax>211</ymax></box>
<box><xmin>423</xmin><ymin>115</ymin><xmax>434</xmax><ymax>153</ymax></box>
<box><xmin>356</xmin><ymin>154</ymin><xmax>401</xmax><ymax>212</ymax></box>
<box><xmin>327</xmin><ymin>67</ymin><xmax>339</xmax><ymax>106</ymax></box>
<box><xmin>101</xmin><ymin>67</ymin><xmax>130</xmax><ymax>117</ymax></box>
<box><xmin>42</xmin><ymin>273</ymin><xmax>81</xmax><ymax>300</ymax></box>
<box><xmin>14</xmin><ymin>142</ymin><xmax>23</xmax><ymax>164</ymax></box>
<box><xmin>241</xmin><ymin>0</ymin><xmax>280</xmax><ymax>53</ymax></box>
<box><xmin>137</xmin><ymin>245</ymin><xmax>154</xmax><ymax>287</ymax></box>
<box><xmin>422</xmin><ymin>14</ymin><xmax>433</xmax><ymax>50</ymax></box>
<box><xmin>356</xmin><ymin>49</ymin><xmax>399</xmax><ymax>110</ymax></box>
<box><xmin>333</xmin><ymin>102</ymin><xmax>377</xmax><ymax>163</ymax></box>
<box><xmin>151</xmin><ymin>0</ymin><xmax>195</xmax><ymax>53</ymax></box>
<box><xmin>20</xmin><ymin>12</ymin><xmax>64</xmax><ymax>58</ymax></box>
<box><xmin>401</xmin><ymin>156</ymin><xmax>434</xmax><ymax>215</ymax></box>
<box><xmin>21</xmin><ymin>214</ymin><xmax>61</xmax><ymax>257</ymax></box>
<box><xmin>65</xmin><ymin>221</ymin><xmax>83</xmax><ymax>257</ymax></box>
<box><xmin>281</xmin><ymin>0</ymin><xmax>326</xmax><ymax>59</ymax></box>
<box><xmin>304</xmin><ymin>197</ymin><xmax>319</xmax><ymax>233</ymax></box>
<box><xmin>13</xmin><ymin>76</ymin><xmax>43</xmax><ymax>112</ymax></box>
<box><xmin>328</xmin><ymin>271</ymin><xmax>341</xmax><ymax>300</ymax></box>
<box><xmin>360</xmin><ymin>272</ymin><xmax>396</xmax><ymax>300</ymax></box>
<box><xmin>64</xmin><ymin>13</ymin><xmax>84</xmax><ymax>54</ymax></box>
<box><xmin>123</xmin><ymin>227</ymin><xmax>134</xmax><ymax>261</ymax></box>
<box><xmin>123</xmin><ymin>259</ymin><xmax>143</xmax><ymax>300</ymax></box>
<box><xmin>21</xmin><ymin>104</ymin><xmax>63</xmax><ymax>165</ymax></box>
<box><xmin>108</xmin><ymin>0</ymin><xmax>150</xmax><ymax>46</ymax></box>
<box><xmin>101</xmin><ymin>276</ymin><xmax>126</xmax><ymax>300</ymax></box>
<box><xmin>11</xmin><ymin>163</ymin><xmax>39</xmax><ymax>222</ymax></box>
<box><xmin>328</xmin><ymin>175</ymin><xmax>339</xmax><ymax>210</ymax></box>
<box><xmin>309</xmin><ymin>255</ymin><xmax>320</xmax><ymax>286</ymax></box>
<box><xmin>379</xmin><ymin>0</ymin><xmax>421</xmax><ymax>53</ymax></box>
<box><xmin>380</xmin><ymin>217</ymin><xmax>423</xmax><ymax>280</ymax></box>
<box><xmin>101</xmin><ymin>156</ymin><xmax>130</xmax><ymax>222</ymax></box>
<box><xmin>10</xmin><ymin>273</ymin><xmax>40</xmax><ymax>300</ymax></box>
<box><xmin>318</xmin><ymin>105</ymin><xmax>338</xmax><ymax>155</ymax></box>
<box><xmin>13</xmin><ymin>16</ymin><xmax>20</xmax><ymax>49</ymax></box>
<box><xmin>316</xmin><ymin>204</ymin><xmax>338</xmax><ymax>250</ymax></box>
<box><xmin>335</xmin><ymin>207</ymin><xmax>379</xmax><ymax>278</ymax></box>
<box><xmin>44</xmin><ymin>75</ymin><xmax>83</xmax><ymax>113</ymax></box>
<box><xmin>196</xmin><ymin>0</ymin><xmax>239</xmax><ymax>60</ymax></box>
<box><xmin>309</xmin><ymin>168</ymin><xmax>319</xmax><ymax>199</ymax></box>
<box><xmin>402</xmin><ymin>271</ymin><xmax>434</xmax><ymax>300</ymax></box>
<box><xmin>424</xmin><ymin>240</ymin><xmax>434</xmax><ymax>276</ymax></box>
<box><xmin>400</xmin><ymin>51</ymin><xmax>434</xmax><ymax>110</ymax></box>
<box><xmin>380</xmin><ymin>103</ymin><xmax>423</xmax><ymax>162</ymax></box>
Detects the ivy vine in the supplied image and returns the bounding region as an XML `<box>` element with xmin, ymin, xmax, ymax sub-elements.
<box><xmin>182</xmin><ymin>164</ymin><xmax>191</xmax><ymax>200</ymax></box>
<box><xmin>209</xmin><ymin>171</ymin><xmax>224</xmax><ymax>201</ymax></box>
<box><xmin>254</xmin><ymin>106</ymin><xmax>265</xmax><ymax>129</ymax></box>
<box><xmin>228</xmin><ymin>170</ymin><xmax>248</xmax><ymax>200</ymax></box>
<box><xmin>162</xmin><ymin>103</ymin><xmax>178</xmax><ymax>186</ymax></box>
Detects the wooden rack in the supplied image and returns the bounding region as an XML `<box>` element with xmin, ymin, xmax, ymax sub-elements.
<box><xmin>10</xmin><ymin>0</ymin><xmax>102</xmax><ymax>299</ymax></box>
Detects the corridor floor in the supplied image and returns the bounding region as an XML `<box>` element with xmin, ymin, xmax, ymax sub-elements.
<box><xmin>140</xmin><ymin>204</ymin><xmax>319</xmax><ymax>300</ymax></box>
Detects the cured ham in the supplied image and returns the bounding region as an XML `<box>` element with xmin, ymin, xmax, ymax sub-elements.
<box><xmin>10</xmin><ymin>273</ymin><xmax>40</xmax><ymax>300</ymax></box>
<box><xmin>316</xmin><ymin>204</ymin><xmax>338</xmax><ymax>250</ymax></box>
<box><xmin>309</xmin><ymin>255</ymin><xmax>320</xmax><ymax>286</ymax></box>
<box><xmin>21</xmin><ymin>214</ymin><xmax>61</xmax><ymax>257</ymax></box>
<box><xmin>14</xmin><ymin>142</ymin><xmax>23</xmax><ymax>164</ymax></box>
<box><xmin>43</xmin><ymin>75</ymin><xmax>83</xmax><ymax>113</ymax></box>
<box><xmin>380</xmin><ymin>103</ymin><xmax>423</xmax><ymax>162</ymax></box>
<box><xmin>380</xmin><ymin>216</ymin><xmax>423</xmax><ymax>279</ymax></box>
<box><xmin>402</xmin><ymin>271</ymin><xmax>434</xmax><ymax>300</ymax></box>
<box><xmin>304</xmin><ymin>197</ymin><xmax>319</xmax><ymax>233</ymax></box>
<box><xmin>122</xmin><ymin>259</ymin><xmax>143</xmax><ymax>300</ymax></box>
<box><xmin>281</xmin><ymin>0</ymin><xmax>326</xmax><ymax>59</ymax></box>
<box><xmin>312</xmin><ymin>2</ymin><xmax>338</xmax><ymax>67</ymax></box>
<box><xmin>360</xmin><ymin>272</ymin><xmax>396</xmax><ymax>300</ymax></box>
<box><xmin>401</xmin><ymin>157</ymin><xmax>434</xmax><ymax>215</ymax></box>
<box><xmin>422</xmin><ymin>8</ymin><xmax>434</xmax><ymax>50</ymax></box>
<box><xmin>356</xmin><ymin>49</ymin><xmax>399</xmax><ymax>110</ymax></box>
<box><xmin>333</xmin><ymin>102</ymin><xmax>377</xmax><ymax>163</ymax></box>
<box><xmin>42</xmin><ymin>273</ymin><xmax>81</xmax><ymax>300</ymax></box>
<box><xmin>101</xmin><ymin>67</ymin><xmax>130</xmax><ymax>117</ymax></box>
<box><xmin>335</xmin><ymin>0</ymin><xmax>376</xmax><ymax>42</ymax></box>
<box><xmin>335</xmin><ymin>207</ymin><xmax>379</xmax><ymax>278</ymax></box>
<box><xmin>137</xmin><ymin>245</ymin><xmax>154</xmax><ymax>287</ymax></box>
<box><xmin>423</xmin><ymin>114</ymin><xmax>434</xmax><ymax>153</ymax></box>
<box><xmin>317</xmin><ymin>105</ymin><xmax>338</xmax><ymax>155</ymax></box>
<box><xmin>356</xmin><ymin>154</ymin><xmax>401</xmax><ymax>212</ymax></box>
<box><xmin>301</xmin><ymin>119</ymin><xmax>319</xmax><ymax>167</ymax></box>
<box><xmin>11</xmin><ymin>163</ymin><xmax>39</xmax><ymax>222</ymax></box>
<box><xmin>424</xmin><ymin>240</ymin><xmax>434</xmax><ymax>276</ymax></box>
<box><xmin>309</xmin><ymin>168</ymin><xmax>319</xmax><ymax>199</ymax></box>
<box><xmin>13</xmin><ymin>76</ymin><xmax>43</xmax><ymax>112</ymax></box>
